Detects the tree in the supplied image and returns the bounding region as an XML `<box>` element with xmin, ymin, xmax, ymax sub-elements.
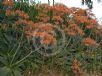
<box><xmin>47</xmin><ymin>0</ymin><xmax>54</xmax><ymax>6</ymax></box>
<box><xmin>48</xmin><ymin>0</ymin><xmax>50</xmax><ymax>5</ymax></box>
<box><xmin>82</xmin><ymin>0</ymin><xmax>101</xmax><ymax>9</ymax></box>
<box><xmin>53</xmin><ymin>0</ymin><xmax>54</xmax><ymax>6</ymax></box>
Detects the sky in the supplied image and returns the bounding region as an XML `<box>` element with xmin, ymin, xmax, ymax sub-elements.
<box><xmin>35</xmin><ymin>0</ymin><xmax>102</xmax><ymax>24</ymax></box>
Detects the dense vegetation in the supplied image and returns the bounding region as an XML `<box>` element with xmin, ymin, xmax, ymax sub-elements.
<box><xmin>0</xmin><ymin>0</ymin><xmax>102</xmax><ymax>76</ymax></box>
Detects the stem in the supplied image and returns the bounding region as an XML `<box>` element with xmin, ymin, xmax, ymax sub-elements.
<box><xmin>14</xmin><ymin>47</ymin><xmax>41</xmax><ymax>66</ymax></box>
<box><xmin>64</xmin><ymin>37</ymin><xmax>72</xmax><ymax>50</ymax></box>
<box><xmin>14</xmin><ymin>51</ymin><xmax>33</xmax><ymax>66</ymax></box>
<box><xmin>53</xmin><ymin>0</ymin><xmax>54</xmax><ymax>6</ymax></box>
<box><xmin>48</xmin><ymin>0</ymin><xmax>50</xmax><ymax>5</ymax></box>
<box><xmin>10</xmin><ymin>42</ymin><xmax>21</xmax><ymax>64</ymax></box>
<box><xmin>10</xmin><ymin>33</ymin><xmax>23</xmax><ymax>64</ymax></box>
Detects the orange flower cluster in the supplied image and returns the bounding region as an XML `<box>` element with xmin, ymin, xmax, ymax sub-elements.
<box><xmin>71</xmin><ymin>8</ymin><xmax>99</xmax><ymax>30</ymax></box>
<box><xmin>15</xmin><ymin>20</ymin><xmax>28</xmax><ymax>25</ymax></box>
<box><xmin>74</xmin><ymin>9</ymin><xmax>87</xmax><ymax>16</ymax></box>
<box><xmin>85</xmin><ymin>19</ymin><xmax>98</xmax><ymax>29</ymax></box>
<box><xmin>33</xmin><ymin>23</ymin><xmax>56</xmax><ymax>45</ymax></box>
<box><xmin>38</xmin><ymin>14</ymin><xmax>50</xmax><ymax>23</ymax></box>
<box><xmin>52</xmin><ymin>15</ymin><xmax>63</xmax><ymax>24</ymax></box>
<box><xmin>3</xmin><ymin>0</ymin><xmax>14</xmax><ymax>6</ymax></box>
<box><xmin>15</xmin><ymin>10</ymin><xmax>29</xmax><ymax>19</ymax></box>
<box><xmin>21</xmin><ymin>22</ymin><xmax>56</xmax><ymax>45</ymax></box>
<box><xmin>15</xmin><ymin>20</ymin><xmax>40</xmax><ymax>31</ymax></box>
<box><xmin>37</xmin><ymin>3</ymin><xmax>72</xmax><ymax>25</ymax></box>
<box><xmin>53</xmin><ymin>3</ymin><xmax>71</xmax><ymax>14</ymax></box>
<box><xmin>5</xmin><ymin>2</ymin><xmax>99</xmax><ymax>47</ymax></box>
<box><xmin>76</xmin><ymin>28</ymin><xmax>85</xmax><ymax>36</ymax></box>
<box><xmin>42</xmin><ymin>34</ymin><xmax>56</xmax><ymax>45</ymax></box>
<box><xmin>5</xmin><ymin>9</ymin><xmax>14</xmax><ymax>16</ymax></box>
<box><xmin>74</xmin><ymin>15</ymin><xmax>89</xmax><ymax>23</ymax></box>
<box><xmin>5</xmin><ymin>9</ymin><xmax>29</xmax><ymax>19</ymax></box>
<box><xmin>71</xmin><ymin>59</ymin><xmax>82</xmax><ymax>75</ymax></box>
<box><xmin>36</xmin><ymin>7</ymin><xmax>50</xmax><ymax>23</ymax></box>
<box><xmin>64</xmin><ymin>24</ymin><xmax>85</xmax><ymax>36</ymax></box>
<box><xmin>82</xmin><ymin>38</ymin><xmax>98</xmax><ymax>46</ymax></box>
<box><xmin>38</xmin><ymin>23</ymin><xmax>55</xmax><ymax>33</ymax></box>
<box><xmin>32</xmin><ymin>31</ymin><xmax>56</xmax><ymax>45</ymax></box>
<box><xmin>64</xmin><ymin>28</ymin><xmax>76</xmax><ymax>36</ymax></box>
<box><xmin>15</xmin><ymin>18</ymin><xmax>55</xmax><ymax>32</ymax></box>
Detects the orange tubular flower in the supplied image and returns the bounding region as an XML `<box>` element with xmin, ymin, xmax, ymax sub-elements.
<box><xmin>82</xmin><ymin>38</ymin><xmax>98</xmax><ymax>46</ymax></box>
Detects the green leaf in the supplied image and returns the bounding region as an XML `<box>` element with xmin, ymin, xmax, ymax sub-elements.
<box><xmin>0</xmin><ymin>67</ymin><xmax>22</xmax><ymax>76</ymax></box>
<box><xmin>0</xmin><ymin>56</ymin><xmax>7</xmax><ymax>65</ymax></box>
<box><xmin>0</xmin><ymin>67</ymin><xmax>10</xmax><ymax>76</ymax></box>
<box><xmin>13</xmin><ymin>70</ymin><xmax>22</xmax><ymax>76</ymax></box>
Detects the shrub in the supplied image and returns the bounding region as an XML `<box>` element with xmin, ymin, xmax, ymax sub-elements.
<box><xmin>0</xmin><ymin>1</ymin><xmax>102</xmax><ymax>76</ymax></box>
